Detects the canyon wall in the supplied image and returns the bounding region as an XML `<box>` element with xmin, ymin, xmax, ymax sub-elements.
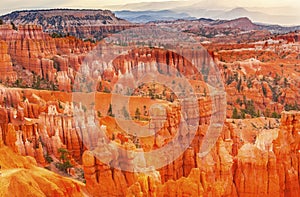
<box><xmin>1</xmin><ymin>9</ymin><xmax>136</xmax><ymax>40</ymax></box>
<box><xmin>0</xmin><ymin>24</ymin><xmax>95</xmax><ymax>91</ymax></box>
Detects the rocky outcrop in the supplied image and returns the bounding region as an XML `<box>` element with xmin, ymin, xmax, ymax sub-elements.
<box><xmin>0</xmin><ymin>40</ymin><xmax>17</xmax><ymax>82</ymax></box>
<box><xmin>234</xmin><ymin>144</ymin><xmax>279</xmax><ymax>196</ymax></box>
<box><xmin>125</xmin><ymin>138</ymin><xmax>237</xmax><ymax>197</ymax></box>
<box><xmin>212</xmin><ymin>40</ymin><xmax>300</xmax><ymax>118</ymax></box>
<box><xmin>123</xmin><ymin>111</ymin><xmax>299</xmax><ymax>197</ymax></box>
<box><xmin>1</xmin><ymin>9</ymin><xmax>136</xmax><ymax>40</ymax></box>
<box><xmin>273</xmin><ymin>32</ymin><xmax>300</xmax><ymax>43</ymax></box>
<box><xmin>230</xmin><ymin>111</ymin><xmax>300</xmax><ymax>197</ymax></box>
<box><xmin>0</xmin><ymin>24</ymin><xmax>97</xmax><ymax>91</ymax></box>
<box><xmin>79</xmin><ymin>96</ymin><xmax>227</xmax><ymax>196</ymax></box>
<box><xmin>0</xmin><ymin>145</ymin><xmax>84</xmax><ymax>197</ymax></box>
<box><xmin>83</xmin><ymin>150</ymin><xmax>129</xmax><ymax>196</ymax></box>
<box><xmin>274</xmin><ymin>111</ymin><xmax>300</xmax><ymax>196</ymax></box>
<box><xmin>0</xmin><ymin>24</ymin><xmax>56</xmax><ymax>76</ymax></box>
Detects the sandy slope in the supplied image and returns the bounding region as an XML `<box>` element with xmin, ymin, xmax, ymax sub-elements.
<box><xmin>0</xmin><ymin>146</ymin><xmax>85</xmax><ymax>197</ymax></box>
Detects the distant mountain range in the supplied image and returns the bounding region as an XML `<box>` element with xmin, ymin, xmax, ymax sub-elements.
<box><xmin>107</xmin><ymin>1</ymin><xmax>300</xmax><ymax>26</ymax></box>
<box><xmin>150</xmin><ymin>17</ymin><xmax>300</xmax><ymax>36</ymax></box>
<box><xmin>114</xmin><ymin>10</ymin><xmax>196</xmax><ymax>23</ymax></box>
<box><xmin>114</xmin><ymin>7</ymin><xmax>300</xmax><ymax>34</ymax></box>
<box><xmin>214</xmin><ymin>7</ymin><xmax>300</xmax><ymax>26</ymax></box>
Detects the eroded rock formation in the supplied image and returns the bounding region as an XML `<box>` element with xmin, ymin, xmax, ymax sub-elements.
<box><xmin>1</xmin><ymin>9</ymin><xmax>136</xmax><ymax>40</ymax></box>
<box><xmin>0</xmin><ymin>40</ymin><xmax>17</xmax><ymax>82</ymax></box>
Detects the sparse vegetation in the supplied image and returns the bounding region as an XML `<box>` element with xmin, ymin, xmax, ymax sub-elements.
<box><xmin>242</xmin><ymin>99</ymin><xmax>258</xmax><ymax>118</ymax></box>
<box><xmin>226</xmin><ymin>74</ymin><xmax>235</xmax><ymax>85</ymax></box>
<box><xmin>84</xmin><ymin>38</ymin><xmax>96</xmax><ymax>43</ymax></box>
<box><xmin>45</xmin><ymin>154</ymin><xmax>53</xmax><ymax>163</ymax></box>
<box><xmin>32</xmin><ymin>75</ymin><xmax>41</xmax><ymax>90</ymax></box>
<box><xmin>122</xmin><ymin>106</ymin><xmax>130</xmax><ymax>119</ymax></box>
<box><xmin>11</xmin><ymin>22</ymin><xmax>17</xmax><ymax>30</ymax></box>
<box><xmin>232</xmin><ymin>98</ymin><xmax>260</xmax><ymax>119</ymax></box>
<box><xmin>236</xmin><ymin>77</ymin><xmax>242</xmax><ymax>92</ymax></box>
<box><xmin>232</xmin><ymin>107</ymin><xmax>240</xmax><ymax>119</ymax></box>
<box><xmin>97</xmin><ymin>111</ymin><xmax>102</xmax><ymax>118</ymax></box>
<box><xmin>135</xmin><ymin>107</ymin><xmax>141</xmax><ymax>120</ymax></box>
<box><xmin>284</xmin><ymin>103</ymin><xmax>299</xmax><ymax>111</ymax></box>
<box><xmin>51</xmin><ymin>32</ymin><xmax>65</xmax><ymax>38</ymax></box>
<box><xmin>10</xmin><ymin>73</ymin><xmax>59</xmax><ymax>91</ymax></box>
<box><xmin>262</xmin><ymin>84</ymin><xmax>267</xmax><ymax>97</ymax></box>
<box><xmin>53</xmin><ymin>60</ymin><xmax>61</xmax><ymax>71</ymax></box>
<box><xmin>55</xmin><ymin>148</ymin><xmax>73</xmax><ymax>173</ymax></box>
<box><xmin>107</xmin><ymin>104</ymin><xmax>114</xmax><ymax>117</ymax></box>
<box><xmin>271</xmin><ymin>111</ymin><xmax>281</xmax><ymax>119</ymax></box>
<box><xmin>104</xmin><ymin>87</ymin><xmax>111</xmax><ymax>93</ymax></box>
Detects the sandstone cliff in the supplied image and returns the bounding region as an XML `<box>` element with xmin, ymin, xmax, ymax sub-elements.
<box><xmin>0</xmin><ymin>24</ymin><xmax>96</xmax><ymax>91</ymax></box>
<box><xmin>0</xmin><ymin>40</ymin><xmax>17</xmax><ymax>82</ymax></box>
<box><xmin>1</xmin><ymin>9</ymin><xmax>136</xmax><ymax>40</ymax></box>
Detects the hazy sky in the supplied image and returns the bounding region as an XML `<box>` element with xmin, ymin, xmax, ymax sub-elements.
<box><xmin>0</xmin><ymin>0</ymin><xmax>299</xmax><ymax>20</ymax></box>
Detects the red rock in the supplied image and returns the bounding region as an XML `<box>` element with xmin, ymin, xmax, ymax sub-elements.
<box><xmin>0</xmin><ymin>41</ymin><xmax>17</xmax><ymax>82</ymax></box>
<box><xmin>273</xmin><ymin>111</ymin><xmax>300</xmax><ymax>196</ymax></box>
<box><xmin>82</xmin><ymin>150</ymin><xmax>128</xmax><ymax>196</ymax></box>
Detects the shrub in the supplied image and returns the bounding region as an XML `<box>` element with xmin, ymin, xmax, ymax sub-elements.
<box><xmin>262</xmin><ymin>84</ymin><xmax>267</xmax><ymax>97</ymax></box>
<box><xmin>55</xmin><ymin>161</ymin><xmax>73</xmax><ymax>173</ymax></box>
<box><xmin>45</xmin><ymin>154</ymin><xmax>53</xmax><ymax>163</ymax></box>
<box><xmin>244</xmin><ymin>100</ymin><xmax>258</xmax><ymax>117</ymax></box>
<box><xmin>284</xmin><ymin>103</ymin><xmax>299</xmax><ymax>111</ymax></box>
<box><xmin>232</xmin><ymin>108</ymin><xmax>240</xmax><ymax>119</ymax></box>
<box><xmin>271</xmin><ymin>112</ymin><xmax>281</xmax><ymax>119</ymax></box>
<box><xmin>51</xmin><ymin>32</ymin><xmax>65</xmax><ymax>38</ymax></box>
<box><xmin>11</xmin><ymin>22</ymin><xmax>17</xmax><ymax>30</ymax></box>
<box><xmin>247</xmin><ymin>79</ymin><xmax>253</xmax><ymax>88</ymax></box>
<box><xmin>122</xmin><ymin>106</ymin><xmax>130</xmax><ymax>119</ymax></box>
<box><xmin>56</xmin><ymin>148</ymin><xmax>73</xmax><ymax>173</ymax></box>
<box><xmin>236</xmin><ymin>78</ymin><xmax>242</xmax><ymax>92</ymax></box>
<box><xmin>135</xmin><ymin>108</ymin><xmax>141</xmax><ymax>120</ymax></box>
<box><xmin>107</xmin><ymin>104</ymin><xmax>114</xmax><ymax>117</ymax></box>
<box><xmin>104</xmin><ymin>87</ymin><xmax>111</xmax><ymax>93</ymax></box>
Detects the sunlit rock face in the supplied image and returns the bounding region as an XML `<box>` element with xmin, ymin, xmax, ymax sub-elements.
<box><xmin>1</xmin><ymin>9</ymin><xmax>136</xmax><ymax>40</ymax></box>
<box><xmin>0</xmin><ymin>40</ymin><xmax>17</xmax><ymax>82</ymax></box>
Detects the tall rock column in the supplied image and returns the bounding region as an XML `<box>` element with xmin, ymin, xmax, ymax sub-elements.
<box><xmin>0</xmin><ymin>40</ymin><xmax>17</xmax><ymax>82</ymax></box>
<box><xmin>273</xmin><ymin>111</ymin><xmax>300</xmax><ymax>196</ymax></box>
